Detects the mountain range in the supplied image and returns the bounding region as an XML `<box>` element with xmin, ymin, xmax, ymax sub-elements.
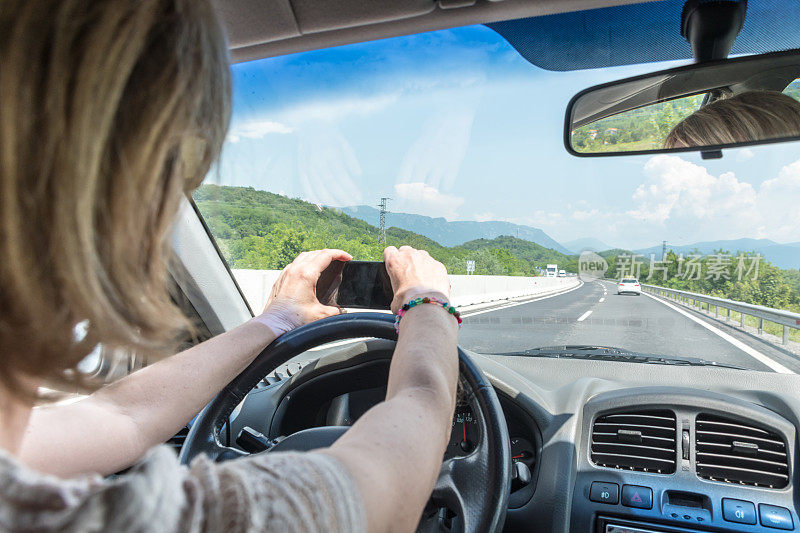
<box><xmin>340</xmin><ymin>206</ymin><xmax>800</xmax><ymax>270</ymax></box>
<box><xmin>634</xmin><ymin>239</ymin><xmax>800</xmax><ymax>270</ymax></box>
<box><xmin>562</xmin><ymin>237</ymin><xmax>612</xmax><ymax>253</ymax></box>
<box><xmin>340</xmin><ymin>205</ymin><xmax>573</xmax><ymax>254</ymax></box>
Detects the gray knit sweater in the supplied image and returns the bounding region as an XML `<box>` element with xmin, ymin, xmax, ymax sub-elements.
<box><xmin>0</xmin><ymin>445</ymin><xmax>365</xmax><ymax>532</ymax></box>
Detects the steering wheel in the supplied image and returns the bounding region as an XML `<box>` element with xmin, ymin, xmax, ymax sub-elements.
<box><xmin>179</xmin><ymin>313</ymin><xmax>511</xmax><ymax>532</ymax></box>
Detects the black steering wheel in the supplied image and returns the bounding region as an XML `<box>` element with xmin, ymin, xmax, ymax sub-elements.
<box><xmin>179</xmin><ymin>313</ymin><xmax>510</xmax><ymax>532</ymax></box>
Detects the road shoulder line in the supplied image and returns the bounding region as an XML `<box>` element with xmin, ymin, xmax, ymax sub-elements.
<box><xmin>642</xmin><ymin>291</ymin><xmax>793</xmax><ymax>374</ymax></box>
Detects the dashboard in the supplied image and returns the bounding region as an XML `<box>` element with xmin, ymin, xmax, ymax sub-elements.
<box><xmin>224</xmin><ymin>338</ymin><xmax>800</xmax><ymax>533</ymax></box>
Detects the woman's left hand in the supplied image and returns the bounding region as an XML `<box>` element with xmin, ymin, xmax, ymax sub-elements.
<box><xmin>255</xmin><ymin>249</ymin><xmax>352</xmax><ymax>336</ymax></box>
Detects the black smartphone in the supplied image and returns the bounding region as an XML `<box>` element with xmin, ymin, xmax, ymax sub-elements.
<box><xmin>316</xmin><ymin>260</ymin><xmax>394</xmax><ymax>309</ymax></box>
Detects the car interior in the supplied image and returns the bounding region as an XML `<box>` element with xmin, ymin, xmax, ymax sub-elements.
<box><xmin>129</xmin><ymin>1</ymin><xmax>800</xmax><ymax>532</ymax></box>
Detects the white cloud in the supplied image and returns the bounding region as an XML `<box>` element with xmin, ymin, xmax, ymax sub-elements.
<box><xmin>571</xmin><ymin>208</ymin><xmax>602</xmax><ymax>222</ymax></box>
<box><xmin>756</xmin><ymin>159</ymin><xmax>800</xmax><ymax>240</ymax></box>
<box><xmin>279</xmin><ymin>93</ymin><xmax>400</xmax><ymax>126</ymax></box>
<box><xmin>473</xmin><ymin>212</ymin><xmax>495</xmax><ymax>222</ymax></box>
<box><xmin>735</xmin><ymin>147</ymin><xmax>755</xmax><ymax>162</ymax></box>
<box><xmin>393</xmin><ymin>182</ymin><xmax>464</xmax><ymax>220</ymax></box>
<box><xmin>530</xmin><ymin>155</ymin><xmax>800</xmax><ymax>248</ymax></box>
<box><xmin>603</xmin><ymin>154</ymin><xmax>798</xmax><ymax>246</ymax></box>
<box><xmin>227</xmin><ymin>120</ymin><xmax>293</xmax><ymax>143</ymax></box>
<box><xmin>626</xmin><ymin>155</ymin><xmax>758</xmax><ymax>228</ymax></box>
<box><xmin>227</xmin><ymin>93</ymin><xmax>401</xmax><ymax>146</ymax></box>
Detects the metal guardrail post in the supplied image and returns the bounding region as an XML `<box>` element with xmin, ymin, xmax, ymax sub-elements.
<box><xmin>785</xmin><ymin>326</ymin><xmax>790</xmax><ymax>345</ymax></box>
<box><xmin>758</xmin><ymin>317</ymin><xmax>764</xmax><ymax>335</ymax></box>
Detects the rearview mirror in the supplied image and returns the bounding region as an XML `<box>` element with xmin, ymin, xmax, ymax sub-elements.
<box><xmin>565</xmin><ymin>49</ymin><xmax>800</xmax><ymax>157</ymax></box>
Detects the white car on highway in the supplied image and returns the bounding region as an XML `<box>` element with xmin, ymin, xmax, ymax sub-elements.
<box><xmin>617</xmin><ymin>278</ymin><xmax>641</xmax><ymax>295</ymax></box>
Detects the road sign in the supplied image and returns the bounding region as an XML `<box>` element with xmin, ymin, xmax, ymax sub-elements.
<box><xmin>466</xmin><ymin>260</ymin><xmax>476</xmax><ymax>274</ymax></box>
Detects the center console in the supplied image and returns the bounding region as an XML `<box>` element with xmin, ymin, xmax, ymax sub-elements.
<box><xmin>570</xmin><ymin>389</ymin><xmax>797</xmax><ymax>532</ymax></box>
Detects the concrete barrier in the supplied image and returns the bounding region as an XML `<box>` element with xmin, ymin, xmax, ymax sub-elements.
<box><xmin>448</xmin><ymin>275</ymin><xmax>578</xmax><ymax>307</ymax></box>
<box><xmin>233</xmin><ymin>269</ymin><xmax>579</xmax><ymax>312</ymax></box>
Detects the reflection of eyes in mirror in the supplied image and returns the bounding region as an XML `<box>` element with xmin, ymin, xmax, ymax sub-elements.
<box><xmin>663</xmin><ymin>90</ymin><xmax>800</xmax><ymax>149</ymax></box>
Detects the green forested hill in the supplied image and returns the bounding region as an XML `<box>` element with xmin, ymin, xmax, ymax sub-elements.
<box><xmin>461</xmin><ymin>236</ymin><xmax>578</xmax><ymax>274</ymax></box>
<box><xmin>193</xmin><ymin>184</ymin><xmax>572</xmax><ymax>275</ymax></box>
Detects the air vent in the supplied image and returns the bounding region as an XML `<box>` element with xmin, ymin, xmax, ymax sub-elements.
<box><xmin>591</xmin><ymin>410</ymin><xmax>677</xmax><ymax>474</ymax></box>
<box><xmin>696</xmin><ymin>413</ymin><xmax>789</xmax><ymax>488</ymax></box>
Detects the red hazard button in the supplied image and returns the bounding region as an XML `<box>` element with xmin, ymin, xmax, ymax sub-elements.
<box><xmin>622</xmin><ymin>485</ymin><xmax>653</xmax><ymax>509</ymax></box>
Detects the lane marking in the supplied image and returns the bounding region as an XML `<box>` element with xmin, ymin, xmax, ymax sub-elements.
<box><xmin>462</xmin><ymin>281</ymin><xmax>585</xmax><ymax>317</ymax></box>
<box><xmin>305</xmin><ymin>281</ymin><xmax>586</xmax><ymax>353</ymax></box>
<box><xmin>599</xmin><ymin>297</ymin><xmax>605</xmax><ymax>303</ymax></box>
<box><xmin>577</xmin><ymin>310</ymin><xmax>593</xmax><ymax>322</ymax></box>
<box><xmin>643</xmin><ymin>292</ymin><xmax>793</xmax><ymax>374</ymax></box>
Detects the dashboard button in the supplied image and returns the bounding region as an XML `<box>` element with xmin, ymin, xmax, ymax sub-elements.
<box><xmin>722</xmin><ymin>498</ymin><xmax>756</xmax><ymax>525</ymax></box>
<box><xmin>760</xmin><ymin>504</ymin><xmax>794</xmax><ymax>530</ymax></box>
<box><xmin>589</xmin><ymin>482</ymin><xmax>619</xmax><ymax>504</ymax></box>
<box><xmin>622</xmin><ymin>485</ymin><xmax>652</xmax><ymax>509</ymax></box>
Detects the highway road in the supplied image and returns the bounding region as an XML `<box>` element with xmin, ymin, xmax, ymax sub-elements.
<box><xmin>457</xmin><ymin>279</ymin><xmax>800</xmax><ymax>374</ymax></box>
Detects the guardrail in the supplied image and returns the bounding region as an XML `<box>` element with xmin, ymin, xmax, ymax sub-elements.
<box><xmin>642</xmin><ymin>284</ymin><xmax>800</xmax><ymax>345</ymax></box>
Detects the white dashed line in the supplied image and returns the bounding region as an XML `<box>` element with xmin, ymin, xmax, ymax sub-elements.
<box><xmin>577</xmin><ymin>310</ymin><xmax>593</xmax><ymax>322</ymax></box>
<box><xmin>308</xmin><ymin>281</ymin><xmax>587</xmax><ymax>351</ymax></box>
<box><xmin>599</xmin><ymin>297</ymin><xmax>605</xmax><ymax>303</ymax></box>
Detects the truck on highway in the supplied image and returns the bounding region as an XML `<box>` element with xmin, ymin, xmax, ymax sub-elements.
<box><xmin>546</xmin><ymin>264</ymin><xmax>558</xmax><ymax>277</ymax></box>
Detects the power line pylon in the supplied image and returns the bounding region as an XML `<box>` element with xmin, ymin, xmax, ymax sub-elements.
<box><xmin>379</xmin><ymin>197</ymin><xmax>391</xmax><ymax>243</ymax></box>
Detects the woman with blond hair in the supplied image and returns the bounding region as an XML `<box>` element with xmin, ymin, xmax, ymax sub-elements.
<box><xmin>0</xmin><ymin>1</ymin><xmax>461</xmax><ymax>531</ymax></box>
<box><xmin>664</xmin><ymin>90</ymin><xmax>800</xmax><ymax>148</ymax></box>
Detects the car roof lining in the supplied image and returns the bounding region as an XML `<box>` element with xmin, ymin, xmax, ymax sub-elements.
<box><xmin>218</xmin><ymin>0</ymin><xmax>652</xmax><ymax>64</ymax></box>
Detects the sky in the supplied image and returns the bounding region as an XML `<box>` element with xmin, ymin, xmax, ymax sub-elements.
<box><xmin>210</xmin><ymin>24</ymin><xmax>800</xmax><ymax>251</ymax></box>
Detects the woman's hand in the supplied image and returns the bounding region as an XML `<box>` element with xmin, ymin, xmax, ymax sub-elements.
<box><xmin>256</xmin><ymin>249</ymin><xmax>352</xmax><ymax>336</ymax></box>
<box><xmin>383</xmin><ymin>246</ymin><xmax>450</xmax><ymax>313</ymax></box>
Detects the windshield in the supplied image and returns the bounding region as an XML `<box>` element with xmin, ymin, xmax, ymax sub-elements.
<box><xmin>195</xmin><ymin>21</ymin><xmax>800</xmax><ymax>374</ymax></box>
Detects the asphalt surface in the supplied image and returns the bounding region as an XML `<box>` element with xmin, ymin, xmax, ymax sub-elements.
<box><xmin>457</xmin><ymin>279</ymin><xmax>800</xmax><ymax>373</ymax></box>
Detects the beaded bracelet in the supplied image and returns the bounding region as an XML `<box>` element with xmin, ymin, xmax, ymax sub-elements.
<box><xmin>394</xmin><ymin>296</ymin><xmax>462</xmax><ymax>333</ymax></box>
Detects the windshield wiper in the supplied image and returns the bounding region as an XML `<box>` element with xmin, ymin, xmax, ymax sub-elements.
<box><xmin>494</xmin><ymin>345</ymin><xmax>745</xmax><ymax>370</ymax></box>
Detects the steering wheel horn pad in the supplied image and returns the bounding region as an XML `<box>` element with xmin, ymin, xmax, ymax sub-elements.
<box><xmin>179</xmin><ymin>313</ymin><xmax>510</xmax><ymax>533</ymax></box>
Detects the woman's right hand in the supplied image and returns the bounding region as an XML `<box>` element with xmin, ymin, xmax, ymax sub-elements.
<box><xmin>382</xmin><ymin>246</ymin><xmax>450</xmax><ymax>314</ymax></box>
<box><xmin>256</xmin><ymin>249</ymin><xmax>352</xmax><ymax>336</ymax></box>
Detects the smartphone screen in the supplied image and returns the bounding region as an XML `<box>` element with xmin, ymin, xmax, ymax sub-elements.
<box><xmin>316</xmin><ymin>260</ymin><xmax>394</xmax><ymax>309</ymax></box>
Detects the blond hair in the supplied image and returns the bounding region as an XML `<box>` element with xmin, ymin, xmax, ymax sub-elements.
<box><xmin>664</xmin><ymin>91</ymin><xmax>800</xmax><ymax>148</ymax></box>
<box><xmin>0</xmin><ymin>0</ymin><xmax>231</xmax><ymax>400</ymax></box>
